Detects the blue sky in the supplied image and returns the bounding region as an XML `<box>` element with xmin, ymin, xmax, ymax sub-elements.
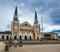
<box><xmin>0</xmin><ymin>0</ymin><xmax>60</xmax><ymax>32</ymax></box>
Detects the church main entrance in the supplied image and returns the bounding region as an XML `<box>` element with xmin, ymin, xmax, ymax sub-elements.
<box><xmin>24</xmin><ymin>35</ymin><xmax>27</xmax><ymax>40</ymax></box>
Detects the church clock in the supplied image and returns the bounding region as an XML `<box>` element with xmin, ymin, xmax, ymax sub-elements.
<box><xmin>14</xmin><ymin>25</ymin><xmax>18</xmax><ymax>32</ymax></box>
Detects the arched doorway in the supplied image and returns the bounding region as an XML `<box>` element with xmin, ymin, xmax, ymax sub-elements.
<box><xmin>6</xmin><ymin>36</ymin><xmax>9</xmax><ymax>40</ymax></box>
<box><xmin>2</xmin><ymin>35</ymin><xmax>4</xmax><ymax>39</ymax></box>
<box><xmin>14</xmin><ymin>36</ymin><xmax>17</xmax><ymax>40</ymax></box>
<box><xmin>37</xmin><ymin>37</ymin><xmax>39</xmax><ymax>40</ymax></box>
<box><xmin>20</xmin><ymin>36</ymin><xmax>22</xmax><ymax>40</ymax></box>
<box><xmin>29</xmin><ymin>36</ymin><xmax>32</xmax><ymax>40</ymax></box>
<box><xmin>25</xmin><ymin>35</ymin><xmax>27</xmax><ymax>40</ymax></box>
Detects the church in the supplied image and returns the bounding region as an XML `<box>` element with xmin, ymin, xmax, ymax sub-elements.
<box><xmin>0</xmin><ymin>6</ymin><xmax>42</xmax><ymax>40</ymax></box>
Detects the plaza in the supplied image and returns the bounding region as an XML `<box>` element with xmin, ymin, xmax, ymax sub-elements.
<box><xmin>9</xmin><ymin>44</ymin><xmax>60</xmax><ymax>52</ymax></box>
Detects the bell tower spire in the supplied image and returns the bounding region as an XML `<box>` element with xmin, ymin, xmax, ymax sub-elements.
<box><xmin>34</xmin><ymin>10</ymin><xmax>38</xmax><ymax>24</ymax></box>
<box><xmin>13</xmin><ymin>6</ymin><xmax>18</xmax><ymax>21</ymax></box>
<box><xmin>11</xmin><ymin>6</ymin><xmax>20</xmax><ymax>35</ymax></box>
<box><xmin>33</xmin><ymin>10</ymin><xmax>40</xmax><ymax>40</ymax></box>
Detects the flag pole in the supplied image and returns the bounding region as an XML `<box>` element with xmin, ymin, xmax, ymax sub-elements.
<box><xmin>41</xmin><ymin>16</ymin><xmax>44</xmax><ymax>40</ymax></box>
<box><xmin>41</xmin><ymin>16</ymin><xmax>43</xmax><ymax>33</ymax></box>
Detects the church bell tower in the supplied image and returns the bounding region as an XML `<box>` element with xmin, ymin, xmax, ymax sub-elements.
<box><xmin>33</xmin><ymin>11</ymin><xmax>40</xmax><ymax>39</ymax></box>
<box><xmin>11</xmin><ymin>6</ymin><xmax>20</xmax><ymax>35</ymax></box>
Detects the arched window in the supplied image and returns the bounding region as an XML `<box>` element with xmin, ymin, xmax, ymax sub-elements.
<box><xmin>25</xmin><ymin>35</ymin><xmax>27</xmax><ymax>40</ymax></box>
<box><xmin>6</xmin><ymin>36</ymin><xmax>9</xmax><ymax>40</ymax></box>
<box><xmin>20</xmin><ymin>36</ymin><xmax>22</xmax><ymax>40</ymax></box>
<box><xmin>2</xmin><ymin>35</ymin><xmax>4</xmax><ymax>39</ymax></box>
<box><xmin>25</xmin><ymin>24</ymin><xmax>27</xmax><ymax>26</ymax></box>
<box><xmin>14</xmin><ymin>36</ymin><xmax>17</xmax><ymax>40</ymax></box>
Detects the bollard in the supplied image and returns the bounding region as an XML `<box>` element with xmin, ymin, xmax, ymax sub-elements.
<box><xmin>14</xmin><ymin>43</ymin><xmax>17</xmax><ymax>47</ymax></box>
<box><xmin>5</xmin><ymin>45</ymin><xmax>9</xmax><ymax>52</ymax></box>
<box><xmin>19</xmin><ymin>40</ymin><xmax>23</xmax><ymax>47</ymax></box>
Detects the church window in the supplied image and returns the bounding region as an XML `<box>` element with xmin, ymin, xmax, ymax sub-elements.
<box><xmin>25</xmin><ymin>24</ymin><xmax>27</xmax><ymax>26</ymax></box>
<box><xmin>20</xmin><ymin>29</ymin><xmax>22</xmax><ymax>31</ymax></box>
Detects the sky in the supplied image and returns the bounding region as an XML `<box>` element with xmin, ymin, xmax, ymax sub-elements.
<box><xmin>0</xmin><ymin>0</ymin><xmax>60</xmax><ymax>33</ymax></box>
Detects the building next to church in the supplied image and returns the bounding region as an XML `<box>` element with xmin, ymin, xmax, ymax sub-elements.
<box><xmin>0</xmin><ymin>6</ymin><xmax>42</xmax><ymax>40</ymax></box>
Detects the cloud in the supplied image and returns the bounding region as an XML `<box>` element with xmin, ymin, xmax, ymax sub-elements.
<box><xmin>50</xmin><ymin>8</ymin><xmax>60</xmax><ymax>25</ymax></box>
<box><xmin>43</xmin><ymin>25</ymin><xmax>60</xmax><ymax>32</ymax></box>
<box><xmin>0</xmin><ymin>0</ymin><xmax>60</xmax><ymax>32</ymax></box>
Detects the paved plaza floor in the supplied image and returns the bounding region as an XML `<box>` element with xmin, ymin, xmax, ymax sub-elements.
<box><xmin>9</xmin><ymin>44</ymin><xmax>60</xmax><ymax>52</ymax></box>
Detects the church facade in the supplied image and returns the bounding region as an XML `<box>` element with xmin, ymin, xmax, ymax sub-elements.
<box><xmin>0</xmin><ymin>6</ymin><xmax>42</xmax><ymax>40</ymax></box>
<box><xmin>11</xmin><ymin>6</ymin><xmax>42</xmax><ymax>40</ymax></box>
